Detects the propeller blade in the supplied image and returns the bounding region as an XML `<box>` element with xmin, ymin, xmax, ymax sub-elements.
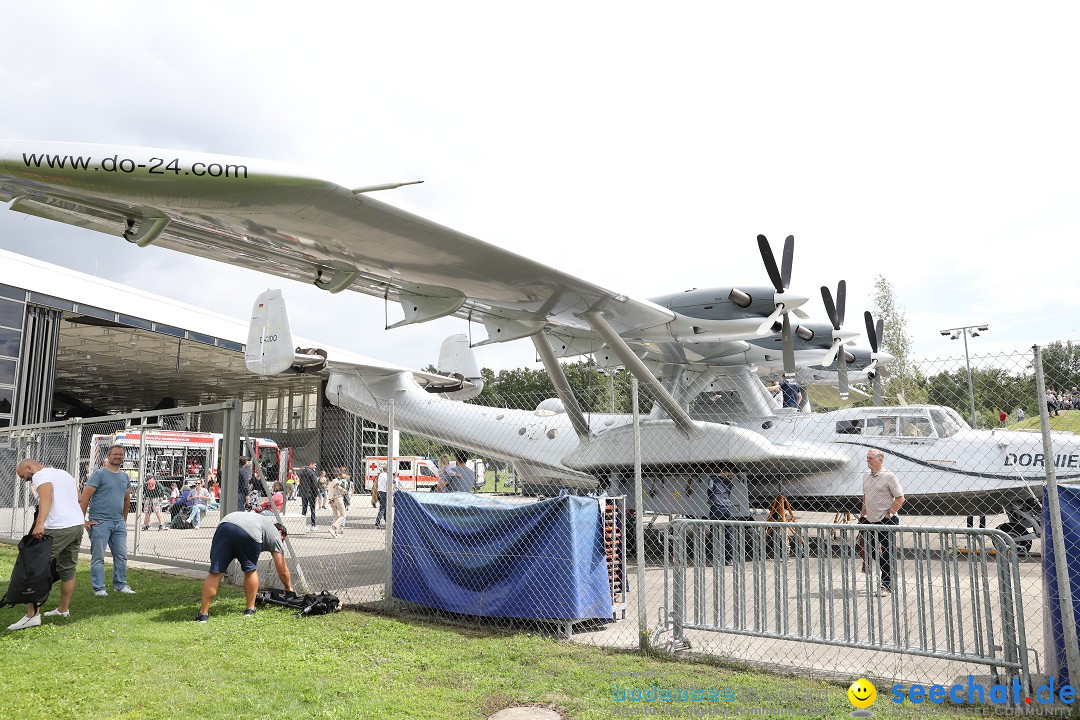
<box><xmin>780</xmin><ymin>235</ymin><xmax>794</xmax><ymax>290</ymax></box>
<box><xmin>781</xmin><ymin>313</ymin><xmax>795</xmax><ymax>376</ymax></box>
<box><xmin>873</xmin><ymin>371</ymin><xmax>883</xmax><ymax>405</ymax></box>
<box><xmin>838</xmin><ymin>343</ymin><xmax>849</xmax><ymax>399</ymax></box>
<box><xmin>836</xmin><ymin>280</ymin><xmax>846</xmax><ymax>327</ymax></box>
<box><xmin>876</xmin><ymin>318</ymin><xmax>884</xmax><ymax>349</ymax></box>
<box><xmin>792</xmin><ymin>307</ymin><xmax>810</xmax><ymax>319</ymax></box>
<box><xmin>757</xmin><ymin>234</ymin><xmax>784</xmax><ymax>293</ymax></box>
<box><xmin>756</xmin><ymin>303</ymin><xmax>785</xmax><ymax>335</ymax></box>
<box><xmin>822</xmin><ymin>338</ymin><xmax>841</xmax><ymax>367</ymax></box>
<box><xmin>821</xmin><ymin>286</ymin><xmax>838</xmax><ymax>330</ymax></box>
<box><xmin>864</xmin><ymin>311</ymin><xmax>879</xmax><ymax>353</ymax></box>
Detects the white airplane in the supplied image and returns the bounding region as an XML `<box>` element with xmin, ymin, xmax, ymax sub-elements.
<box><xmin>1</xmin><ymin>141</ymin><xmax>1076</xmax><ymax>545</ymax></box>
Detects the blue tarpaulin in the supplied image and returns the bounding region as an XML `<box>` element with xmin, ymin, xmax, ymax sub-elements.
<box><xmin>391</xmin><ymin>492</ymin><xmax>613</xmax><ymax>620</ymax></box>
<box><xmin>1044</xmin><ymin>485</ymin><xmax>1080</xmax><ymax>686</ymax></box>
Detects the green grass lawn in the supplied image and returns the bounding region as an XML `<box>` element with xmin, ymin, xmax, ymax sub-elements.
<box><xmin>1011</xmin><ymin>410</ymin><xmax>1080</xmax><ymax>434</ymax></box>
<box><xmin>0</xmin><ymin>544</ymin><xmax>979</xmax><ymax>719</ymax></box>
<box><xmin>476</xmin><ymin>469</ymin><xmax>516</xmax><ymax>494</ymax></box>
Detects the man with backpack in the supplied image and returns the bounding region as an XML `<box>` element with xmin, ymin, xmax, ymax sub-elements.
<box><xmin>8</xmin><ymin>459</ymin><xmax>85</xmax><ymax>630</ymax></box>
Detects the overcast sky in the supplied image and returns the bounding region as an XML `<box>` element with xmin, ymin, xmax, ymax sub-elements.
<box><xmin>1</xmin><ymin>2</ymin><xmax>1078</xmax><ymax>374</ymax></box>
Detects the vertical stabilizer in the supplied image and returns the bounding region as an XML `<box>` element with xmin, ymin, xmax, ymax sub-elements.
<box><xmin>246</xmin><ymin>289</ymin><xmax>296</xmax><ymax>376</ymax></box>
<box><xmin>436</xmin><ymin>333</ymin><xmax>484</xmax><ymax>399</ymax></box>
<box><xmin>438</xmin><ymin>334</ymin><xmax>480</xmax><ymax>381</ymax></box>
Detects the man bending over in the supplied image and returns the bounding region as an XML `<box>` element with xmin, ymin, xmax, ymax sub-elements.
<box><xmin>196</xmin><ymin>511</ymin><xmax>293</xmax><ymax>622</ymax></box>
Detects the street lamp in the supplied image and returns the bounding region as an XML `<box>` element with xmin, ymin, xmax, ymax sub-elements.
<box><xmin>940</xmin><ymin>324</ymin><xmax>989</xmax><ymax>428</ymax></box>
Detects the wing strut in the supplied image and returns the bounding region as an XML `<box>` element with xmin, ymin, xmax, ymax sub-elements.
<box><xmin>581</xmin><ymin>310</ymin><xmax>699</xmax><ymax>438</ymax></box>
<box><xmin>532</xmin><ymin>332</ymin><xmax>592</xmax><ymax>443</ymax></box>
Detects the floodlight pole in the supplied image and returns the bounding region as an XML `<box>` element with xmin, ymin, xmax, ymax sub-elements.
<box><xmin>962</xmin><ymin>330</ymin><xmax>977</xmax><ymax>428</ymax></box>
<box><xmin>941</xmin><ymin>325</ymin><xmax>987</xmax><ymax>428</ymax></box>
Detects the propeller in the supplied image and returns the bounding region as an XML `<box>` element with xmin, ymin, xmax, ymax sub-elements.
<box><xmin>820</xmin><ymin>281</ymin><xmax>851</xmax><ymax>398</ymax></box>
<box><xmin>756</xmin><ymin>234</ymin><xmax>808</xmax><ymax>375</ymax></box>
<box><xmin>864</xmin><ymin>310</ymin><xmax>893</xmax><ymax>404</ymax></box>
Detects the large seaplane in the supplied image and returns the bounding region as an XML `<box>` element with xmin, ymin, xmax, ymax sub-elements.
<box><xmin>2</xmin><ymin>141</ymin><xmax>1076</xmax><ymax>545</ymax></box>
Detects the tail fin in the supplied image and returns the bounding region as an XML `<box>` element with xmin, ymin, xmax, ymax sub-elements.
<box><xmin>247</xmin><ymin>289</ymin><xmax>318</xmax><ymax>375</ymax></box>
<box><xmin>433</xmin><ymin>334</ymin><xmax>484</xmax><ymax>399</ymax></box>
<box><xmin>438</xmin><ymin>334</ymin><xmax>479</xmax><ymax>380</ymax></box>
<box><xmin>246</xmin><ymin>290</ymin><xmax>295</xmax><ymax>375</ymax></box>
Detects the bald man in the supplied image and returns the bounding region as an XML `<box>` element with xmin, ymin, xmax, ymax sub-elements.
<box><xmin>860</xmin><ymin>449</ymin><xmax>905</xmax><ymax>596</ymax></box>
<box><xmin>8</xmin><ymin>460</ymin><xmax>85</xmax><ymax>630</ymax></box>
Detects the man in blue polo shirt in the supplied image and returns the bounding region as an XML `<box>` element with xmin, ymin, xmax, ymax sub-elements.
<box><xmin>80</xmin><ymin>444</ymin><xmax>134</xmax><ymax>597</ymax></box>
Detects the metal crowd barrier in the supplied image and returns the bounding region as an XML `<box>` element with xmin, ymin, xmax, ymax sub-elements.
<box><xmin>656</xmin><ymin>519</ymin><xmax>1031</xmax><ymax>686</ymax></box>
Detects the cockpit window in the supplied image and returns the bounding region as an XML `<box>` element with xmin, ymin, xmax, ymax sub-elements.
<box><xmin>836</xmin><ymin>419</ymin><xmax>863</xmax><ymax>435</ymax></box>
<box><xmin>930</xmin><ymin>408</ymin><xmax>964</xmax><ymax>438</ymax></box>
<box><xmin>864</xmin><ymin>417</ymin><xmax>898</xmax><ymax>437</ymax></box>
<box><xmin>900</xmin><ymin>416</ymin><xmax>933</xmax><ymax>437</ymax></box>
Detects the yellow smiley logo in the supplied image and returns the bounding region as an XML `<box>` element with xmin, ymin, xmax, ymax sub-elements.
<box><xmin>848</xmin><ymin>678</ymin><xmax>877</xmax><ymax>709</ymax></box>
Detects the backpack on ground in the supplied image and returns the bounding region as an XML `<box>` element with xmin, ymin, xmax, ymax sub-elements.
<box><xmin>1</xmin><ymin>533</ymin><xmax>60</xmax><ymax>610</ymax></box>
<box><xmin>255</xmin><ymin>588</ymin><xmax>341</xmax><ymax>616</ymax></box>
<box><xmin>170</xmin><ymin>506</ymin><xmax>193</xmax><ymax>529</ymax></box>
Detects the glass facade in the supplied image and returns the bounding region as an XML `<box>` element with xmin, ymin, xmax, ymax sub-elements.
<box><xmin>0</xmin><ymin>296</ymin><xmax>22</xmax><ymax>426</ymax></box>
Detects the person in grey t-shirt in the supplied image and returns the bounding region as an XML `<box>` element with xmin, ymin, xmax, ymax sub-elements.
<box><xmin>80</xmin><ymin>444</ymin><xmax>134</xmax><ymax>596</ymax></box>
<box><xmin>437</xmin><ymin>450</ymin><xmax>476</xmax><ymax>493</ymax></box>
<box><xmin>196</xmin><ymin>511</ymin><xmax>293</xmax><ymax>622</ymax></box>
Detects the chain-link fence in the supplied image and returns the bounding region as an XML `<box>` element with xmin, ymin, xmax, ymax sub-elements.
<box><xmin>4</xmin><ymin>344</ymin><xmax>1079</xmax><ymax>691</ymax></box>
<box><xmin>310</xmin><ymin>343</ymin><xmax>1078</xmax><ymax>687</ymax></box>
<box><xmin>1</xmin><ymin>403</ymin><xmax>246</xmax><ymax>575</ymax></box>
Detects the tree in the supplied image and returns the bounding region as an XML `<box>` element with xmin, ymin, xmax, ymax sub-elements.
<box><xmin>871</xmin><ymin>275</ymin><xmax>926</xmax><ymax>404</ymax></box>
<box><xmin>1038</xmin><ymin>341</ymin><xmax>1080</xmax><ymax>395</ymax></box>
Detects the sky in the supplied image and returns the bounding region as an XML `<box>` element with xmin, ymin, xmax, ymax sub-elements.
<box><xmin>1</xmin><ymin>2</ymin><xmax>1078</xmax><ymax>375</ymax></box>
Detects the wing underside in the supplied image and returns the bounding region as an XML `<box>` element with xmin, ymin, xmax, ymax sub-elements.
<box><xmin>0</xmin><ymin>141</ymin><xmax>674</xmax><ymax>347</ymax></box>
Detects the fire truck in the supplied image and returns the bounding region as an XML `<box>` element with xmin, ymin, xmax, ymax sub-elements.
<box><xmin>89</xmin><ymin>430</ymin><xmax>286</xmax><ymax>506</ymax></box>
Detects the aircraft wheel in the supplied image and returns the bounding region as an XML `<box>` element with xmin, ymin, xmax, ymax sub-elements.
<box><xmin>996</xmin><ymin>522</ymin><xmax>1032</xmax><ymax>554</ymax></box>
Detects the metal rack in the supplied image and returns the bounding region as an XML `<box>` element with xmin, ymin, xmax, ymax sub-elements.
<box><xmin>604</xmin><ymin>495</ymin><xmax>627</xmax><ymax>620</ymax></box>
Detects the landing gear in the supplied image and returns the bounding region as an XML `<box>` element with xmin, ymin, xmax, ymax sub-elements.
<box><xmin>997</xmin><ymin>500</ymin><xmax>1042</xmax><ymax>555</ymax></box>
<box><xmin>996</xmin><ymin>522</ymin><xmax>1034</xmax><ymax>554</ymax></box>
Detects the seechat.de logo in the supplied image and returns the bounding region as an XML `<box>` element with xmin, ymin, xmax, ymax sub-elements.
<box><xmin>848</xmin><ymin>678</ymin><xmax>877</xmax><ymax>717</ymax></box>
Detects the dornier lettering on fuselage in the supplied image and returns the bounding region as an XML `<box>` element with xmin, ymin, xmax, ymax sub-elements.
<box><xmin>1004</xmin><ymin>452</ymin><xmax>1080</xmax><ymax>469</ymax></box>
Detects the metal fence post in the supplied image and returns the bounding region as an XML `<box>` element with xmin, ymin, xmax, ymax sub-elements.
<box><xmin>133</xmin><ymin>428</ymin><xmax>147</xmax><ymax>555</ymax></box>
<box><xmin>384</xmin><ymin>398</ymin><xmax>396</xmax><ymax>612</ymax></box>
<box><xmin>632</xmin><ymin>378</ymin><xmax>647</xmax><ymax>652</ymax></box>
<box><xmin>65</xmin><ymin>418</ymin><xmax>82</xmax><ymax>477</ymax></box>
<box><xmin>1033</xmin><ymin>344</ymin><xmax>1080</xmax><ymax>683</ymax></box>
<box><xmin>220</xmin><ymin>399</ymin><xmax>241</xmax><ymax>512</ymax></box>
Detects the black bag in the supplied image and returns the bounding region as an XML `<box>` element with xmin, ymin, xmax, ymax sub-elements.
<box><xmin>170</xmin><ymin>506</ymin><xmax>193</xmax><ymax>530</ymax></box>
<box><xmin>301</xmin><ymin>592</ymin><xmax>340</xmax><ymax>617</ymax></box>
<box><xmin>1</xmin><ymin>533</ymin><xmax>59</xmax><ymax>610</ymax></box>
<box><xmin>255</xmin><ymin>588</ymin><xmax>340</xmax><ymax>617</ymax></box>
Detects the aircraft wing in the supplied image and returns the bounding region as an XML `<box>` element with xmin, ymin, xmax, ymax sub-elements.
<box><xmin>0</xmin><ymin>141</ymin><xmax>675</xmax><ymax>343</ymax></box>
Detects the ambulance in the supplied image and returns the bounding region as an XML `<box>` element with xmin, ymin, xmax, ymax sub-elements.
<box><xmin>363</xmin><ymin>456</ymin><xmax>440</xmax><ymax>491</ymax></box>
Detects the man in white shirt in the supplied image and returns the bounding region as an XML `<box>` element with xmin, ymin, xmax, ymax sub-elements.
<box><xmin>9</xmin><ymin>459</ymin><xmax>86</xmax><ymax>630</ymax></box>
<box><xmin>371</xmin><ymin>465</ymin><xmax>393</xmax><ymax>529</ymax></box>
<box><xmin>860</xmin><ymin>449</ymin><xmax>905</xmax><ymax>596</ymax></box>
